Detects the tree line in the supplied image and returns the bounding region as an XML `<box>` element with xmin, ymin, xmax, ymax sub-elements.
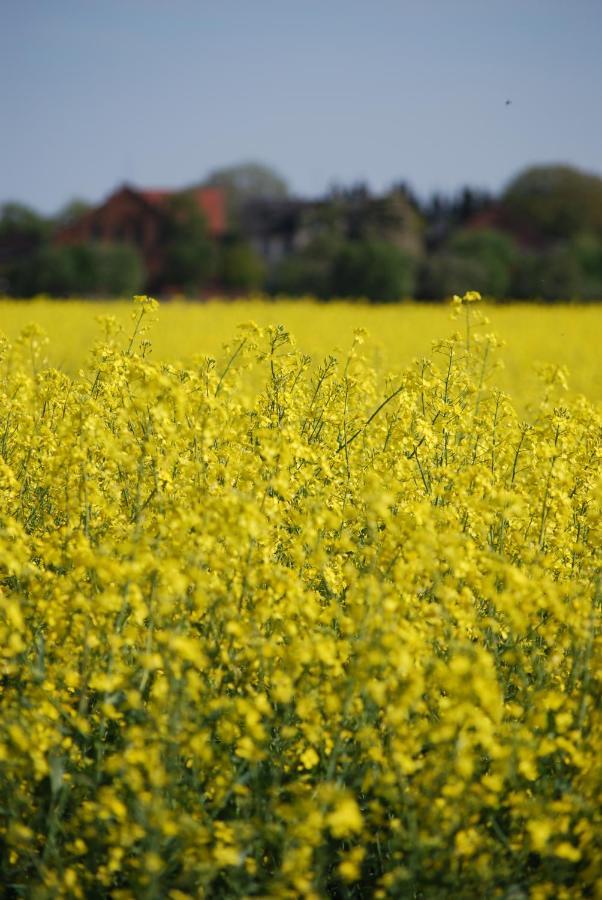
<box><xmin>1</xmin><ymin>162</ymin><xmax>602</xmax><ymax>300</ymax></box>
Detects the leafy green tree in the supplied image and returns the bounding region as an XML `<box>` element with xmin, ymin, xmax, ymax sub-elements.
<box><xmin>502</xmin><ymin>165</ymin><xmax>602</xmax><ymax>241</ymax></box>
<box><xmin>206</xmin><ymin>162</ymin><xmax>289</xmax><ymax>223</ymax></box>
<box><xmin>351</xmin><ymin>190</ymin><xmax>425</xmax><ymax>257</ymax></box>
<box><xmin>53</xmin><ymin>198</ymin><xmax>93</xmax><ymax>230</ymax></box>
<box><xmin>218</xmin><ymin>240</ymin><xmax>265</xmax><ymax>292</ymax></box>
<box><xmin>0</xmin><ymin>202</ymin><xmax>50</xmax><ymax>239</ymax></box>
<box><xmin>269</xmin><ymin>254</ymin><xmax>331</xmax><ymax>298</ymax></box>
<box><xmin>446</xmin><ymin>229</ymin><xmax>518</xmax><ymax>297</ymax></box>
<box><xmin>512</xmin><ymin>237</ymin><xmax>602</xmax><ymax>301</ymax></box>
<box><xmin>0</xmin><ymin>203</ymin><xmax>51</xmax><ymax>261</ymax></box>
<box><xmin>268</xmin><ymin>235</ymin><xmax>343</xmax><ymax>298</ymax></box>
<box><xmin>331</xmin><ymin>240</ymin><xmax>416</xmax><ymax>302</ymax></box>
<box><xmin>163</xmin><ymin>193</ymin><xmax>216</xmax><ymax>293</ymax></box>
<box><xmin>93</xmin><ymin>243</ymin><xmax>146</xmax><ymax>296</ymax></box>
<box><xmin>6</xmin><ymin>245</ymin><xmax>74</xmax><ymax>296</ymax></box>
<box><xmin>419</xmin><ymin>254</ymin><xmax>491</xmax><ymax>301</ymax></box>
<box><xmin>2</xmin><ymin>204</ymin><xmax>51</xmax><ymax>295</ymax></box>
<box><xmin>571</xmin><ymin>233</ymin><xmax>602</xmax><ymax>298</ymax></box>
<box><xmin>6</xmin><ymin>243</ymin><xmax>144</xmax><ymax>297</ymax></box>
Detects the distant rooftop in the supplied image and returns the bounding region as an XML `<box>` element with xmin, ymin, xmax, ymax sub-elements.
<box><xmin>133</xmin><ymin>185</ymin><xmax>226</xmax><ymax>236</ymax></box>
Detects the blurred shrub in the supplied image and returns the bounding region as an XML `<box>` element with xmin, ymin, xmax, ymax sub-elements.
<box><xmin>270</xmin><ymin>238</ymin><xmax>416</xmax><ymax>302</ymax></box>
<box><xmin>512</xmin><ymin>236</ymin><xmax>602</xmax><ymax>301</ymax></box>
<box><xmin>163</xmin><ymin>192</ymin><xmax>216</xmax><ymax>293</ymax></box>
<box><xmin>449</xmin><ymin>229</ymin><xmax>517</xmax><ymax>296</ymax></box>
<box><xmin>6</xmin><ymin>242</ymin><xmax>145</xmax><ymax>297</ymax></box>
<box><xmin>218</xmin><ymin>239</ymin><xmax>266</xmax><ymax>292</ymax></box>
<box><xmin>330</xmin><ymin>240</ymin><xmax>416</xmax><ymax>301</ymax></box>
<box><xmin>571</xmin><ymin>232</ymin><xmax>602</xmax><ymax>298</ymax></box>
<box><xmin>268</xmin><ymin>237</ymin><xmax>342</xmax><ymax>298</ymax></box>
<box><xmin>0</xmin><ymin>202</ymin><xmax>51</xmax><ymax>249</ymax></box>
<box><xmin>419</xmin><ymin>255</ymin><xmax>489</xmax><ymax>300</ymax></box>
<box><xmin>419</xmin><ymin>229</ymin><xmax>517</xmax><ymax>300</ymax></box>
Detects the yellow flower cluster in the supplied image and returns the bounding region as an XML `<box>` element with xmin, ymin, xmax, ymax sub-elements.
<box><xmin>0</xmin><ymin>294</ymin><xmax>600</xmax><ymax>897</ymax></box>
<box><xmin>1</xmin><ymin>297</ymin><xmax>601</xmax><ymax>400</ymax></box>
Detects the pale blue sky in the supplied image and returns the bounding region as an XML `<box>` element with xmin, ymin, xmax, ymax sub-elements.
<box><xmin>2</xmin><ymin>0</ymin><xmax>601</xmax><ymax>214</ymax></box>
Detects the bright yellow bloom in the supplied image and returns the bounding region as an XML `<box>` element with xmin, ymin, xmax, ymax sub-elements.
<box><xmin>0</xmin><ymin>294</ymin><xmax>599</xmax><ymax>896</ymax></box>
<box><xmin>327</xmin><ymin>797</ymin><xmax>363</xmax><ymax>837</ymax></box>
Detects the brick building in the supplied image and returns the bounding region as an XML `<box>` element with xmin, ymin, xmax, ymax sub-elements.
<box><xmin>55</xmin><ymin>184</ymin><xmax>226</xmax><ymax>290</ymax></box>
<box><xmin>240</xmin><ymin>189</ymin><xmax>424</xmax><ymax>265</ymax></box>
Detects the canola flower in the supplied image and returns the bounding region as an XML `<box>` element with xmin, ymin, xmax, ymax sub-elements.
<box><xmin>1</xmin><ymin>297</ymin><xmax>601</xmax><ymax>401</ymax></box>
<box><xmin>0</xmin><ymin>292</ymin><xmax>600</xmax><ymax>898</ymax></box>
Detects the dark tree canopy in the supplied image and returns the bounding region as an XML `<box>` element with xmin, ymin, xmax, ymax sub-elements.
<box><xmin>502</xmin><ymin>165</ymin><xmax>602</xmax><ymax>241</ymax></box>
<box><xmin>53</xmin><ymin>198</ymin><xmax>93</xmax><ymax>230</ymax></box>
<box><xmin>218</xmin><ymin>239</ymin><xmax>265</xmax><ymax>292</ymax></box>
<box><xmin>6</xmin><ymin>243</ymin><xmax>144</xmax><ymax>297</ymax></box>
<box><xmin>205</xmin><ymin>162</ymin><xmax>289</xmax><ymax>224</ymax></box>
<box><xmin>331</xmin><ymin>241</ymin><xmax>416</xmax><ymax>302</ymax></box>
<box><xmin>0</xmin><ymin>203</ymin><xmax>51</xmax><ymax>259</ymax></box>
<box><xmin>162</xmin><ymin>192</ymin><xmax>216</xmax><ymax>292</ymax></box>
<box><xmin>445</xmin><ymin>229</ymin><xmax>518</xmax><ymax>298</ymax></box>
<box><xmin>2</xmin><ymin>161</ymin><xmax>602</xmax><ymax>301</ymax></box>
<box><xmin>268</xmin><ymin>235</ymin><xmax>343</xmax><ymax>299</ymax></box>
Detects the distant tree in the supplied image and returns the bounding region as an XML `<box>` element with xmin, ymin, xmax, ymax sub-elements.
<box><xmin>452</xmin><ymin>187</ymin><xmax>494</xmax><ymax>224</ymax></box>
<box><xmin>423</xmin><ymin>193</ymin><xmax>452</xmax><ymax>250</ymax></box>
<box><xmin>162</xmin><ymin>192</ymin><xmax>216</xmax><ymax>293</ymax></box>
<box><xmin>389</xmin><ymin>180</ymin><xmax>421</xmax><ymax>212</ymax></box>
<box><xmin>6</xmin><ymin>245</ymin><xmax>74</xmax><ymax>296</ymax></box>
<box><xmin>93</xmin><ymin>243</ymin><xmax>146</xmax><ymax>296</ymax></box>
<box><xmin>8</xmin><ymin>242</ymin><xmax>144</xmax><ymax>297</ymax></box>
<box><xmin>1</xmin><ymin>203</ymin><xmax>51</xmax><ymax>294</ymax></box>
<box><xmin>571</xmin><ymin>233</ymin><xmax>602</xmax><ymax>295</ymax></box>
<box><xmin>53</xmin><ymin>198</ymin><xmax>93</xmax><ymax>230</ymax></box>
<box><xmin>351</xmin><ymin>191</ymin><xmax>424</xmax><ymax>257</ymax></box>
<box><xmin>0</xmin><ymin>203</ymin><xmax>51</xmax><ymax>261</ymax></box>
<box><xmin>218</xmin><ymin>239</ymin><xmax>265</xmax><ymax>292</ymax></box>
<box><xmin>268</xmin><ymin>236</ymin><xmax>342</xmax><ymax>298</ymax></box>
<box><xmin>326</xmin><ymin>181</ymin><xmax>372</xmax><ymax>203</ymax></box>
<box><xmin>512</xmin><ymin>235</ymin><xmax>602</xmax><ymax>301</ymax></box>
<box><xmin>422</xmin><ymin>188</ymin><xmax>493</xmax><ymax>250</ymax></box>
<box><xmin>419</xmin><ymin>254</ymin><xmax>491</xmax><ymax>301</ymax></box>
<box><xmin>513</xmin><ymin>246</ymin><xmax>583</xmax><ymax>301</ymax></box>
<box><xmin>206</xmin><ymin>162</ymin><xmax>289</xmax><ymax>223</ymax></box>
<box><xmin>331</xmin><ymin>240</ymin><xmax>416</xmax><ymax>302</ymax></box>
<box><xmin>446</xmin><ymin>229</ymin><xmax>518</xmax><ymax>297</ymax></box>
<box><xmin>6</xmin><ymin>242</ymin><xmax>144</xmax><ymax>297</ymax></box>
<box><xmin>502</xmin><ymin>165</ymin><xmax>602</xmax><ymax>241</ymax></box>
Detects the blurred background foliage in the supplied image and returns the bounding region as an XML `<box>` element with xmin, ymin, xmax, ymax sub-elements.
<box><xmin>1</xmin><ymin>162</ymin><xmax>602</xmax><ymax>301</ymax></box>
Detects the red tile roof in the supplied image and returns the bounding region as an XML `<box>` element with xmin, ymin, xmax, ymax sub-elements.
<box><xmin>138</xmin><ymin>187</ymin><xmax>226</xmax><ymax>236</ymax></box>
<box><xmin>138</xmin><ymin>189</ymin><xmax>172</xmax><ymax>205</ymax></box>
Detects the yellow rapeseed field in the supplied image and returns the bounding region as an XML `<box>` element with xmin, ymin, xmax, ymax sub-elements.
<box><xmin>0</xmin><ymin>294</ymin><xmax>600</xmax><ymax>897</ymax></box>
<box><xmin>1</xmin><ymin>296</ymin><xmax>601</xmax><ymax>400</ymax></box>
